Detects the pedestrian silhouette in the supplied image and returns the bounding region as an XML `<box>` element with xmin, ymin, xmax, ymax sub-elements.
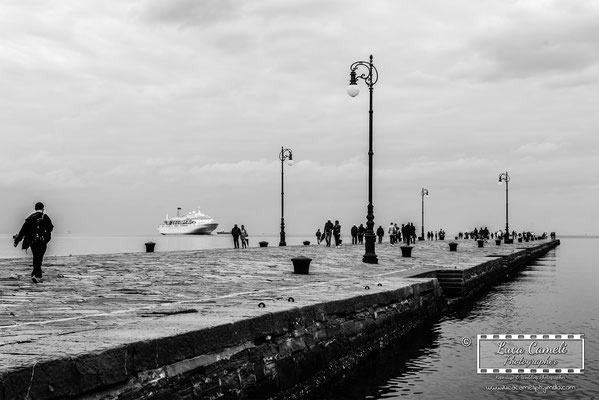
<box><xmin>231</xmin><ymin>224</ymin><xmax>241</xmax><ymax>248</ymax></box>
<box><xmin>14</xmin><ymin>202</ymin><xmax>54</xmax><ymax>283</ymax></box>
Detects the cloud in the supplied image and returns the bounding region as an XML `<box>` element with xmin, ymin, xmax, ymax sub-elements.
<box><xmin>0</xmin><ymin>0</ymin><xmax>597</xmax><ymax>236</ymax></box>
<box><xmin>402</xmin><ymin>71</ymin><xmax>447</xmax><ymax>87</ymax></box>
<box><xmin>542</xmin><ymin>70</ymin><xmax>599</xmax><ymax>88</ymax></box>
<box><xmin>0</xmin><ymin>167</ymin><xmax>92</xmax><ymax>190</ymax></box>
<box><xmin>450</xmin><ymin>0</ymin><xmax>599</xmax><ymax>82</ymax></box>
<box><xmin>515</xmin><ymin>142</ymin><xmax>559</xmax><ymax>155</ymax></box>
<box><xmin>139</xmin><ymin>0</ymin><xmax>240</xmax><ymax>27</ymax></box>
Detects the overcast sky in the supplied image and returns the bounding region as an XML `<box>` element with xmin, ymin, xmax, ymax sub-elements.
<box><xmin>1</xmin><ymin>0</ymin><xmax>597</xmax><ymax>237</ymax></box>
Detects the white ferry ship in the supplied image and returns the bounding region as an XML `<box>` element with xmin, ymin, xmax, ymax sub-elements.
<box><xmin>157</xmin><ymin>207</ymin><xmax>219</xmax><ymax>235</ymax></box>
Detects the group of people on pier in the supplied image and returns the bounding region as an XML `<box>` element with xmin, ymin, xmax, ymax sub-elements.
<box><xmin>424</xmin><ymin>229</ymin><xmax>446</xmax><ymax>240</ymax></box>
<box><xmin>461</xmin><ymin>226</ymin><xmax>491</xmax><ymax>240</ymax></box>
<box><xmin>228</xmin><ymin>221</ymin><xmax>550</xmax><ymax>250</ymax></box>
<box><xmin>350</xmin><ymin>224</ymin><xmax>366</xmax><ymax>244</ymax></box>
<box><xmin>315</xmin><ymin>219</ymin><xmax>343</xmax><ymax>247</ymax></box>
<box><xmin>230</xmin><ymin>224</ymin><xmax>249</xmax><ymax>249</ymax></box>
<box><xmin>386</xmin><ymin>222</ymin><xmax>418</xmax><ymax>245</ymax></box>
<box><xmin>457</xmin><ymin>228</ymin><xmax>548</xmax><ymax>242</ymax></box>
<box><xmin>313</xmin><ymin>220</ymin><xmax>455</xmax><ymax>247</ymax></box>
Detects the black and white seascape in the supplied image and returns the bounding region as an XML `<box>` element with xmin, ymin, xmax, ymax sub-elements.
<box><xmin>1</xmin><ymin>1</ymin><xmax>598</xmax><ymax>399</ymax></box>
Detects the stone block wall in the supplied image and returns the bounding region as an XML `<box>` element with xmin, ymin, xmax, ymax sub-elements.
<box><xmin>1</xmin><ymin>278</ymin><xmax>444</xmax><ymax>400</ymax></box>
<box><xmin>117</xmin><ymin>279</ymin><xmax>444</xmax><ymax>400</ymax></box>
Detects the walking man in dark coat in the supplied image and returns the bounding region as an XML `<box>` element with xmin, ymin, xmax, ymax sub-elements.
<box><xmin>14</xmin><ymin>202</ymin><xmax>54</xmax><ymax>283</ymax></box>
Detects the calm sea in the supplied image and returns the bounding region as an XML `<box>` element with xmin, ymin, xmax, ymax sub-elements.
<box><xmin>308</xmin><ymin>237</ymin><xmax>599</xmax><ymax>399</ymax></box>
<box><xmin>0</xmin><ymin>233</ymin><xmax>317</xmax><ymax>259</ymax></box>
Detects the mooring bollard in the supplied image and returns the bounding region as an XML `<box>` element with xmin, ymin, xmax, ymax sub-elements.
<box><xmin>291</xmin><ymin>256</ymin><xmax>312</xmax><ymax>274</ymax></box>
<box><xmin>477</xmin><ymin>239</ymin><xmax>485</xmax><ymax>248</ymax></box>
<box><xmin>495</xmin><ymin>239</ymin><xmax>501</xmax><ymax>246</ymax></box>
<box><xmin>400</xmin><ymin>245</ymin><xmax>413</xmax><ymax>257</ymax></box>
<box><xmin>449</xmin><ymin>242</ymin><xmax>458</xmax><ymax>251</ymax></box>
<box><xmin>303</xmin><ymin>241</ymin><xmax>310</xmax><ymax>246</ymax></box>
<box><xmin>259</xmin><ymin>241</ymin><xmax>269</xmax><ymax>247</ymax></box>
<box><xmin>144</xmin><ymin>241</ymin><xmax>156</xmax><ymax>253</ymax></box>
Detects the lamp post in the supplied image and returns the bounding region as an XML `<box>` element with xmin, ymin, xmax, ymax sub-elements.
<box><xmin>498</xmin><ymin>171</ymin><xmax>510</xmax><ymax>243</ymax></box>
<box><xmin>420</xmin><ymin>188</ymin><xmax>429</xmax><ymax>240</ymax></box>
<box><xmin>279</xmin><ymin>147</ymin><xmax>293</xmax><ymax>246</ymax></box>
<box><xmin>347</xmin><ymin>55</ymin><xmax>378</xmax><ymax>264</ymax></box>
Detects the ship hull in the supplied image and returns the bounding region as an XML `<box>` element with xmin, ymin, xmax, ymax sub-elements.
<box><xmin>157</xmin><ymin>223</ymin><xmax>218</xmax><ymax>235</ymax></box>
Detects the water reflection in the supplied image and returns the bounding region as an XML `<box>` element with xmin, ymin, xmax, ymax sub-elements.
<box><xmin>307</xmin><ymin>322</ymin><xmax>442</xmax><ymax>399</ymax></box>
<box><xmin>307</xmin><ymin>240</ymin><xmax>599</xmax><ymax>399</ymax></box>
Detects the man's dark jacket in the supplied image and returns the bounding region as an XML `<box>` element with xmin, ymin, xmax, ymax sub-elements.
<box><xmin>14</xmin><ymin>212</ymin><xmax>54</xmax><ymax>250</ymax></box>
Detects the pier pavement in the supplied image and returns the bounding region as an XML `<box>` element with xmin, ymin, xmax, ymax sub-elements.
<box><xmin>0</xmin><ymin>238</ymin><xmax>555</xmax><ymax>398</ymax></box>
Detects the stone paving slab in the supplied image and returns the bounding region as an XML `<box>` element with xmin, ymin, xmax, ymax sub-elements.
<box><xmin>0</xmin><ymin>239</ymin><xmax>551</xmax><ymax>375</ymax></box>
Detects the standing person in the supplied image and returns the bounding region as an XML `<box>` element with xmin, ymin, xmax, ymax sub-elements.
<box><xmin>14</xmin><ymin>202</ymin><xmax>54</xmax><ymax>283</ymax></box>
<box><xmin>388</xmin><ymin>222</ymin><xmax>395</xmax><ymax>244</ymax></box>
<box><xmin>333</xmin><ymin>220</ymin><xmax>342</xmax><ymax>248</ymax></box>
<box><xmin>240</xmin><ymin>225</ymin><xmax>248</xmax><ymax>248</ymax></box>
<box><xmin>231</xmin><ymin>224</ymin><xmax>241</xmax><ymax>249</ymax></box>
<box><xmin>324</xmin><ymin>219</ymin><xmax>333</xmax><ymax>247</ymax></box>
<box><xmin>315</xmin><ymin>228</ymin><xmax>322</xmax><ymax>245</ymax></box>
<box><xmin>358</xmin><ymin>224</ymin><xmax>365</xmax><ymax>244</ymax></box>
<box><xmin>376</xmin><ymin>225</ymin><xmax>384</xmax><ymax>244</ymax></box>
<box><xmin>351</xmin><ymin>224</ymin><xmax>358</xmax><ymax>244</ymax></box>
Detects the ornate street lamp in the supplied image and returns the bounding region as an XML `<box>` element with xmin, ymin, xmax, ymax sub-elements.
<box><xmin>498</xmin><ymin>171</ymin><xmax>510</xmax><ymax>243</ymax></box>
<box><xmin>348</xmin><ymin>55</ymin><xmax>379</xmax><ymax>264</ymax></box>
<box><xmin>279</xmin><ymin>147</ymin><xmax>293</xmax><ymax>246</ymax></box>
<box><xmin>420</xmin><ymin>188</ymin><xmax>429</xmax><ymax>240</ymax></box>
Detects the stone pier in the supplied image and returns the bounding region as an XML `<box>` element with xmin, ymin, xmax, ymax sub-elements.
<box><xmin>0</xmin><ymin>238</ymin><xmax>559</xmax><ymax>399</ymax></box>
